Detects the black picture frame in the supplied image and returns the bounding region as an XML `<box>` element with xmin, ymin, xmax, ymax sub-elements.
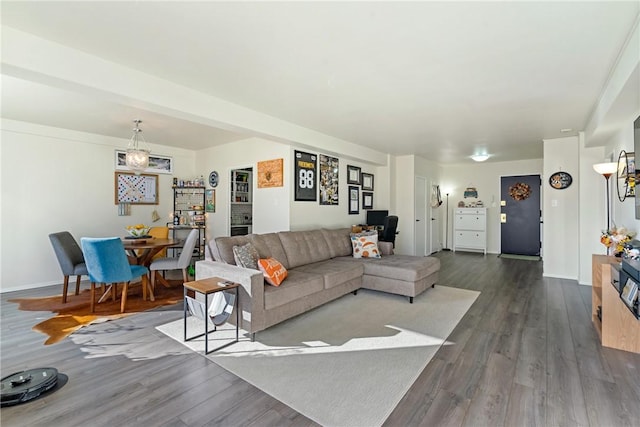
<box><xmin>362</xmin><ymin>173</ymin><xmax>374</xmax><ymax>191</ymax></box>
<box><xmin>347</xmin><ymin>165</ymin><xmax>361</xmax><ymax>185</ymax></box>
<box><xmin>349</xmin><ymin>185</ymin><xmax>359</xmax><ymax>214</ymax></box>
<box><xmin>362</xmin><ymin>191</ymin><xmax>373</xmax><ymax>209</ymax></box>
<box><xmin>294</xmin><ymin>150</ymin><xmax>317</xmax><ymax>201</ymax></box>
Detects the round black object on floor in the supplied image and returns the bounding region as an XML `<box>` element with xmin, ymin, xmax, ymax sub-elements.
<box><xmin>1</xmin><ymin>368</ymin><xmax>58</xmax><ymax>407</ymax></box>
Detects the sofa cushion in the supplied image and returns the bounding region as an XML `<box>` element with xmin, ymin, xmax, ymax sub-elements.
<box><xmin>321</xmin><ymin>228</ymin><xmax>353</xmax><ymax>258</ymax></box>
<box><xmin>211</xmin><ymin>235</ymin><xmax>251</xmax><ymax>265</ymax></box>
<box><xmin>350</xmin><ymin>231</ymin><xmax>381</xmax><ymax>259</ymax></box>
<box><xmin>278</xmin><ymin>230</ymin><xmax>332</xmax><ymax>268</ymax></box>
<box><xmin>350</xmin><ymin>255</ymin><xmax>441</xmax><ymax>282</ymax></box>
<box><xmin>258</xmin><ymin>257</ymin><xmax>288</xmax><ymax>286</ymax></box>
<box><xmin>249</xmin><ymin>233</ymin><xmax>290</xmax><ymax>269</ymax></box>
<box><xmin>263</xmin><ymin>270</ymin><xmax>324</xmax><ymax>310</ymax></box>
<box><xmin>294</xmin><ymin>260</ymin><xmax>364</xmax><ymax>289</ymax></box>
<box><xmin>233</xmin><ymin>242</ymin><xmax>259</xmax><ymax>270</ymax></box>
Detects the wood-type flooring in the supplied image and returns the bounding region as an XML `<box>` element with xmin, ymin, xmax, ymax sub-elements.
<box><xmin>2</xmin><ymin>252</ymin><xmax>639</xmax><ymax>426</ymax></box>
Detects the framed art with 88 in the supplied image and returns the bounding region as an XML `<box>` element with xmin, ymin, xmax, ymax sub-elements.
<box><xmin>294</xmin><ymin>150</ymin><xmax>317</xmax><ymax>201</ymax></box>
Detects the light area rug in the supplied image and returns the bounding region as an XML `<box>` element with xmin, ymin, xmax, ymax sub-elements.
<box><xmin>156</xmin><ymin>286</ymin><xmax>479</xmax><ymax>427</ymax></box>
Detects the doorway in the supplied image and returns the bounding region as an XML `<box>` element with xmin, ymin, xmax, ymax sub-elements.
<box><xmin>500</xmin><ymin>175</ymin><xmax>541</xmax><ymax>256</ymax></box>
<box><xmin>414</xmin><ymin>176</ymin><xmax>429</xmax><ymax>256</ymax></box>
<box><xmin>230</xmin><ymin>167</ymin><xmax>253</xmax><ymax>236</ymax></box>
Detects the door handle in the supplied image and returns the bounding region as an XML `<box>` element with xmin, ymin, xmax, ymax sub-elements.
<box><xmin>416</xmin><ymin>219</ymin><xmax>421</xmax><ymax>222</ymax></box>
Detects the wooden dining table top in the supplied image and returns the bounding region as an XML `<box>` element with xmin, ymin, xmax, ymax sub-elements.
<box><xmin>121</xmin><ymin>237</ymin><xmax>179</xmax><ymax>250</ymax></box>
<box><xmin>122</xmin><ymin>237</ymin><xmax>180</xmax><ymax>267</ymax></box>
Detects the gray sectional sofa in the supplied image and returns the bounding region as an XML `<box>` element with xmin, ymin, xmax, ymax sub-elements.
<box><xmin>196</xmin><ymin>227</ymin><xmax>440</xmax><ymax>339</ymax></box>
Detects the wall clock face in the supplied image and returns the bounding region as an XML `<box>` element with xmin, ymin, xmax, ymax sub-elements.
<box><xmin>208</xmin><ymin>171</ymin><xmax>219</xmax><ymax>187</ymax></box>
<box><xmin>549</xmin><ymin>171</ymin><xmax>572</xmax><ymax>190</ymax></box>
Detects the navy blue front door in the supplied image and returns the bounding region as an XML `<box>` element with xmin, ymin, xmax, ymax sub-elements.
<box><xmin>500</xmin><ymin>175</ymin><xmax>541</xmax><ymax>256</ymax></box>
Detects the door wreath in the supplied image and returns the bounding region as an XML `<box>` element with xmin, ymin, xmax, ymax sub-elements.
<box><xmin>509</xmin><ymin>182</ymin><xmax>531</xmax><ymax>201</ymax></box>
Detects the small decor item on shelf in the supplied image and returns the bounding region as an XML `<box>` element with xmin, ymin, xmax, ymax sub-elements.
<box><xmin>458</xmin><ymin>201</ymin><xmax>465</xmax><ymax>207</ymax></box>
<box><xmin>126</xmin><ymin>224</ymin><xmax>151</xmax><ymax>238</ymax></box>
<box><xmin>600</xmin><ymin>226</ymin><xmax>636</xmax><ymax>257</ymax></box>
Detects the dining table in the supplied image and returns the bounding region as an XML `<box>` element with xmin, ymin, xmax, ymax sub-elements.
<box><xmin>121</xmin><ymin>237</ymin><xmax>180</xmax><ymax>301</ymax></box>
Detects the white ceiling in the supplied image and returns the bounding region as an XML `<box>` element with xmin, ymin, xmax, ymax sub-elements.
<box><xmin>2</xmin><ymin>1</ymin><xmax>639</xmax><ymax>164</ymax></box>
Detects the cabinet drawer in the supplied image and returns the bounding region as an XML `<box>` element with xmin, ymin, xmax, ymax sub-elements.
<box><xmin>455</xmin><ymin>230</ymin><xmax>486</xmax><ymax>248</ymax></box>
<box><xmin>455</xmin><ymin>208</ymin><xmax>485</xmax><ymax>215</ymax></box>
<box><xmin>455</xmin><ymin>215</ymin><xmax>485</xmax><ymax>231</ymax></box>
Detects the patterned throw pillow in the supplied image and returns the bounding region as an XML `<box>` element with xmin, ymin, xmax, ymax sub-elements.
<box><xmin>350</xmin><ymin>231</ymin><xmax>382</xmax><ymax>259</ymax></box>
<box><xmin>258</xmin><ymin>258</ymin><xmax>288</xmax><ymax>286</ymax></box>
<box><xmin>232</xmin><ymin>243</ymin><xmax>259</xmax><ymax>270</ymax></box>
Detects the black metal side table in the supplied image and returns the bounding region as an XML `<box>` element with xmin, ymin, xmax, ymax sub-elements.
<box><xmin>183</xmin><ymin>277</ymin><xmax>239</xmax><ymax>354</ymax></box>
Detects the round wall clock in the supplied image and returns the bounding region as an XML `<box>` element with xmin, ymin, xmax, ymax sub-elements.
<box><xmin>208</xmin><ymin>171</ymin><xmax>219</xmax><ymax>187</ymax></box>
<box><xmin>549</xmin><ymin>171</ymin><xmax>572</xmax><ymax>190</ymax></box>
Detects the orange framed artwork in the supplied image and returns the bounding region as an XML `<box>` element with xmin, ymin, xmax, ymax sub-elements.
<box><xmin>257</xmin><ymin>158</ymin><xmax>284</xmax><ymax>188</ymax></box>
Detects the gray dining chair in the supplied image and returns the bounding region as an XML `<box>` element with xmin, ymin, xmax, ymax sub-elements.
<box><xmin>149</xmin><ymin>229</ymin><xmax>199</xmax><ymax>289</ymax></box>
<box><xmin>49</xmin><ymin>231</ymin><xmax>89</xmax><ymax>303</ymax></box>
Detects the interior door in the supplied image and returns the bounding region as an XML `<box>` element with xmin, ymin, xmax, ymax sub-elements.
<box><xmin>429</xmin><ymin>182</ymin><xmax>441</xmax><ymax>254</ymax></box>
<box><xmin>415</xmin><ymin>176</ymin><xmax>427</xmax><ymax>256</ymax></box>
<box><xmin>500</xmin><ymin>175</ymin><xmax>541</xmax><ymax>255</ymax></box>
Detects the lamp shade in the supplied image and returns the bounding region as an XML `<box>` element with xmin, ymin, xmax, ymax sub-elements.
<box><xmin>592</xmin><ymin>162</ymin><xmax>617</xmax><ymax>176</ymax></box>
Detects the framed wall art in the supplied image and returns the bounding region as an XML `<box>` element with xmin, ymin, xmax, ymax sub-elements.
<box><xmin>257</xmin><ymin>158</ymin><xmax>284</xmax><ymax>188</ymax></box>
<box><xmin>319</xmin><ymin>154</ymin><xmax>339</xmax><ymax>205</ymax></box>
<box><xmin>294</xmin><ymin>150</ymin><xmax>317</xmax><ymax>201</ymax></box>
<box><xmin>362</xmin><ymin>173</ymin><xmax>374</xmax><ymax>191</ymax></box>
<box><xmin>347</xmin><ymin>165</ymin><xmax>361</xmax><ymax>185</ymax></box>
<box><xmin>362</xmin><ymin>191</ymin><xmax>373</xmax><ymax>210</ymax></box>
<box><xmin>115</xmin><ymin>150</ymin><xmax>173</xmax><ymax>174</ymax></box>
<box><xmin>205</xmin><ymin>189</ymin><xmax>216</xmax><ymax>212</ymax></box>
<box><xmin>349</xmin><ymin>185</ymin><xmax>359</xmax><ymax>214</ymax></box>
<box><xmin>115</xmin><ymin>171</ymin><xmax>158</xmax><ymax>204</ymax></box>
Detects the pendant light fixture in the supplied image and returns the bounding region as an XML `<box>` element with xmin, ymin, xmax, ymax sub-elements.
<box><xmin>125</xmin><ymin>119</ymin><xmax>150</xmax><ymax>175</ymax></box>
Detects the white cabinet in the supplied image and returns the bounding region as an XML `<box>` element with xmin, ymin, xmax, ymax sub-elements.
<box><xmin>453</xmin><ymin>208</ymin><xmax>487</xmax><ymax>254</ymax></box>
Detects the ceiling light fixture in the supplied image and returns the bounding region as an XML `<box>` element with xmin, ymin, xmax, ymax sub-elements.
<box><xmin>470</xmin><ymin>154</ymin><xmax>490</xmax><ymax>162</ymax></box>
<box><xmin>125</xmin><ymin>119</ymin><xmax>150</xmax><ymax>175</ymax></box>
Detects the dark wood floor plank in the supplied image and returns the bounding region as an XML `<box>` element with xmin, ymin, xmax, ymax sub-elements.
<box><xmin>514</xmin><ymin>326</ymin><xmax>546</xmax><ymax>390</ymax></box>
<box><xmin>504</xmin><ymin>383</ymin><xmax>546</xmax><ymax>427</ymax></box>
<box><xmin>417</xmin><ymin>389</ymin><xmax>470</xmax><ymax>427</ymax></box>
<box><xmin>462</xmin><ymin>352</ymin><xmax>515</xmax><ymax>427</ymax></box>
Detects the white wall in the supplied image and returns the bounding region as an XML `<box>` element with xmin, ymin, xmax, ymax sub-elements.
<box><xmin>195</xmin><ymin>138</ymin><xmax>291</xmax><ymax>238</ymax></box>
<box><xmin>290</xmin><ymin>154</ymin><xmax>387</xmax><ymax>231</ymax></box>
<box><xmin>1</xmin><ymin>119</ymin><xmax>195</xmax><ymax>292</ymax></box>
<box><xmin>196</xmin><ymin>138</ymin><xmax>393</xmax><ymax>236</ymax></box>
<box><xmin>393</xmin><ymin>155</ymin><xmax>416</xmax><ymax>255</ymax></box>
<box><xmin>442</xmin><ymin>159</ymin><xmax>543</xmax><ymax>255</ymax></box>
<box><xmin>608</xmin><ymin>126</ymin><xmax>640</xmax><ymax>229</ymax></box>
<box><xmin>542</xmin><ymin>136</ymin><xmax>580</xmax><ymax>279</ymax></box>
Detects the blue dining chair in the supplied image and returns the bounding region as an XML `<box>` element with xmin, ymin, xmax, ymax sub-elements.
<box><xmin>49</xmin><ymin>231</ymin><xmax>89</xmax><ymax>303</ymax></box>
<box><xmin>81</xmin><ymin>237</ymin><xmax>150</xmax><ymax>313</ymax></box>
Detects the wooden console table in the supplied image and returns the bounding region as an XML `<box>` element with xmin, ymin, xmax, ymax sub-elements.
<box><xmin>592</xmin><ymin>254</ymin><xmax>640</xmax><ymax>353</ymax></box>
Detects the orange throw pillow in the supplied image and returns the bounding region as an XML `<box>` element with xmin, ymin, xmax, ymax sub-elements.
<box><xmin>258</xmin><ymin>258</ymin><xmax>288</xmax><ymax>286</ymax></box>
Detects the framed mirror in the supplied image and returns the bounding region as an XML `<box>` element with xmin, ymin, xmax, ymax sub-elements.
<box><xmin>617</xmin><ymin>150</ymin><xmax>635</xmax><ymax>202</ymax></box>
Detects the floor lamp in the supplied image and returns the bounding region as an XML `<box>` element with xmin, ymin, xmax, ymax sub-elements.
<box><xmin>593</xmin><ymin>162</ymin><xmax>618</xmax><ymax>231</ymax></box>
<box><xmin>443</xmin><ymin>193</ymin><xmax>451</xmax><ymax>251</ymax></box>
